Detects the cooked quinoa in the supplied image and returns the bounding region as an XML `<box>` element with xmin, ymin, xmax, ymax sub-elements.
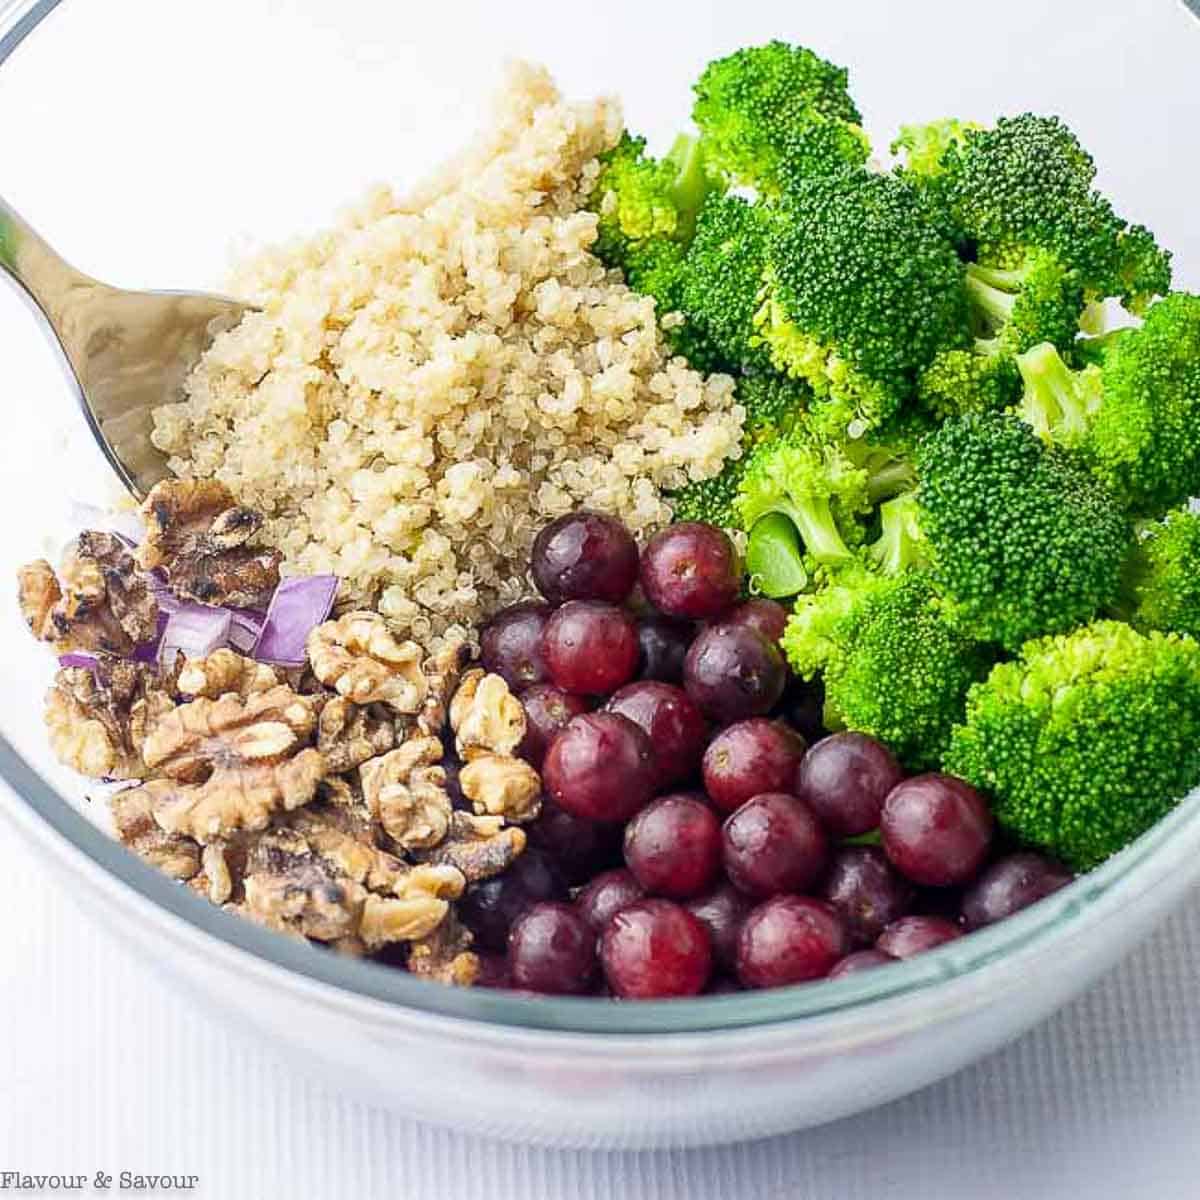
<box><xmin>152</xmin><ymin>62</ymin><xmax>743</xmax><ymax>645</ymax></box>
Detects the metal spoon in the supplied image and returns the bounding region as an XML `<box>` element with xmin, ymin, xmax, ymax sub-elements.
<box><xmin>0</xmin><ymin>193</ymin><xmax>251</xmax><ymax>499</ymax></box>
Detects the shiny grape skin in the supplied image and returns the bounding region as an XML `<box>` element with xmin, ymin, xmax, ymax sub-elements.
<box><xmin>531</xmin><ymin>510</ymin><xmax>640</xmax><ymax>605</ymax></box>
<box><xmin>684</xmin><ymin>621</ymin><xmax>787</xmax><ymax>723</ymax></box>
<box><xmin>543</xmin><ymin>600</ymin><xmax>640</xmax><ymax>696</ymax></box>
<box><xmin>623</xmin><ymin>793</ymin><xmax>723</xmax><ymax>899</ymax></box>
<box><xmin>600</xmin><ymin>899</ymin><xmax>714</xmax><ymax>998</ymax></box>
<box><xmin>881</xmin><ymin>774</ymin><xmax>994</xmax><ymax>887</ymax></box>
<box><xmin>702</xmin><ymin>718</ymin><xmax>807</xmax><ymax>814</ymax></box>
<box><xmin>795</xmin><ymin>732</ymin><xmax>904</xmax><ymax>838</ymax></box>
<box><xmin>479</xmin><ymin>601</ymin><xmax>553</xmax><ymax>689</ymax></box>
<box><xmin>722</xmin><ymin>792</ymin><xmax>829</xmax><ymax>899</ymax></box>
<box><xmin>821</xmin><ymin>846</ymin><xmax>916</xmax><ymax>946</ymax></box>
<box><xmin>508</xmin><ymin>901</ymin><xmax>599</xmax><ymax>995</ymax></box>
<box><xmin>961</xmin><ymin>852</ymin><xmax>1074</xmax><ymax>930</ymax></box>
<box><xmin>736</xmin><ymin>896</ymin><xmax>850</xmax><ymax>990</ymax></box>
<box><xmin>640</xmin><ymin>522</ymin><xmax>741</xmax><ymax>620</ymax></box>
<box><xmin>541</xmin><ymin>711</ymin><xmax>657</xmax><ymax>823</ymax></box>
<box><xmin>875</xmin><ymin>915</ymin><xmax>963</xmax><ymax>959</ymax></box>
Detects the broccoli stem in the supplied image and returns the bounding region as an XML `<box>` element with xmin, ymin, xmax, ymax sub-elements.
<box><xmin>1015</xmin><ymin>341</ymin><xmax>1092</xmax><ymax>441</ymax></box>
<box><xmin>869</xmin><ymin>493</ymin><xmax>926</xmax><ymax>575</ymax></box>
<box><xmin>665</xmin><ymin>133</ymin><xmax>711</xmax><ymax>242</ymax></box>
<box><xmin>784</xmin><ymin>495</ymin><xmax>855</xmax><ymax>565</ymax></box>
<box><xmin>866</xmin><ymin>458</ymin><xmax>917</xmax><ymax>503</ymax></box>
<box><xmin>964</xmin><ymin>263</ymin><xmax>1018</xmax><ymax>333</ymax></box>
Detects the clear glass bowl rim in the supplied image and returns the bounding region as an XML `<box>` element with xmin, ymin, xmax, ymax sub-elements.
<box><xmin>3</xmin><ymin>0</ymin><xmax>1199</xmax><ymax>1037</ymax></box>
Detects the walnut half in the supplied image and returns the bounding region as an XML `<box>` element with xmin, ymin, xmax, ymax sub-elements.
<box><xmin>135</xmin><ymin>684</ymin><xmax>325</xmax><ymax>843</ymax></box>
<box><xmin>359</xmin><ymin>733</ymin><xmax>453</xmax><ymax>851</ymax></box>
<box><xmin>137</xmin><ymin>479</ymin><xmax>281</xmax><ymax>609</ymax></box>
<box><xmin>308</xmin><ymin>612</ymin><xmax>428</xmax><ymax>714</ymax></box>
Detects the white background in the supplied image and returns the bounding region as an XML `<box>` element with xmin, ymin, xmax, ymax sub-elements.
<box><xmin>2</xmin><ymin>1</ymin><xmax>1200</xmax><ymax>1196</ymax></box>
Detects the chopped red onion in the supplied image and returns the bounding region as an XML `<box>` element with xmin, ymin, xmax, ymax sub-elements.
<box><xmin>252</xmin><ymin>575</ymin><xmax>339</xmax><ymax>666</ymax></box>
<box><xmin>229</xmin><ymin>608</ymin><xmax>266</xmax><ymax>654</ymax></box>
<box><xmin>147</xmin><ymin>569</ymin><xmax>182</xmax><ymax>614</ymax></box>
<box><xmin>58</xmin><ymin>653</ymin><xmax>99</xmax><ymax>672</ymax></box>
<box><xmin>157</xmin><ymin>605</ymin><xmax>232</xmax><ymax>672</ymax></box>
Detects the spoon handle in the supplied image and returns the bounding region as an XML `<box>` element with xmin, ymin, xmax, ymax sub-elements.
<box><xmin>0</xmin><ymin>191</ymin><xmax>92</xmax><ymax>336</ymax></box>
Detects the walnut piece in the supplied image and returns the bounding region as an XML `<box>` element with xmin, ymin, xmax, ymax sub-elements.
<box><xmin>414</xmin><ymin>811</ymin><xmax>527</xmax><ymax>883</ymax></box>
<box><xmin>109</xmin><ymin>785</ymin><xmax>201</xmax><ymax>880</ymax></box>
<box><xmin>137</xmin><ymin>479</ymin><xmax>281</xmax><ymax>608</ymax></box>
<box><xmin>417</xmin><ymin>638</ymin><xmax>470</xmax><ymax>737</ymax></box>
<box><xmin>135</xmin><ymin>684</ymin><xmax>324</xmax><ymax>842</ymax></box>
<box><xmin>359</xmin><ymin>734</ymin><xmax>453</xmax><ymax>850</ymax></box>
<box><xmin>19</xmin><ymin>532</ymin><xmax>158</xmax><ymax>656</ymax></box>
<box><xmin>241</xmin><ymin>824</ymin><xmax>463</xmax><ymax>948</ymax></box>
<box><xmin>44</xmin><ymin>662</ymin><xmax>172</xmax><ymax>780</ymax></box>
<box><xmin>308</xmin><ymin>612</ymin><xmax>428</xmax><ymax>713</ymax></box>
<box><xmin>176</xmin><ymin>649</ymin><xmax>280</xmax><ymax>700</ymax></box>
<box><xmin>459</xmin><ymin>753</ymin><xmax>542</xmax><ymax>823</ymax></box>
<box><xmin>450</xmin><ymin>669</ymin><xmax>526</xmax><ymax>760</ymax></box>
<box><xmin>406</xmin><ymin>912</ymin><xmax>480</xmax><ymax>987</ymax></box>
<box><xmin>316</xmin><ymin>696</ymin><xmax>396</xmax><ymax>775</ymax></box>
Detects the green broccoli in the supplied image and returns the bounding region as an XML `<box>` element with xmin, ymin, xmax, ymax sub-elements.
<box><xmin>891</xmin><ymin>118</ymin><xmax>979</xmax><ymax>179</ymax></box>
<box><xmin>944</xmin><ymin>620</ymin><xmax>1200</xmax><ymax>870</ymax></box>
<box><xmin>1116</xmin><ymin>509</ymin><xmax>1200</xmax><ymax>640</ymax></box>
<box><xmin>692</xmin><ymin>41</ymin><xmax>869</xmax><ymax>195</ymax></box>
<box><xmin>1014</xmin><ymin>293</ymin><xmax>1200</xmax><ymax>516</ymax></box>
<box><xmin>677</xmin><ymin>192</ymin><xmax>775</xmax><ymax>371</ymax></box>
<box><xmin>917</xmin><ymin>412</ymin><xmax>1131</xmax><ymax>650</ymax></box>
<box><xmin>783</xmin><ymin>566</ymin><xmax>992</xmax><ymax>769</ymax></box>
<box><xmin>916</xmin><ymin>343</ymin><xmax>1022</xmax><ymax>420</ymax></box>
<box><xmin>754</xmin><ymin>171</ymin><xmax>970</xmax><ymax>440</ymax></box>
<box><xmin>735</xmin><ymin>427</ymin><xmax>873</xmax><ymax>565</ymax></box>
<box><xmin>904</xmin><ymin>114</ymin><xmax>1171</xmax><ymax>316</ymax></box>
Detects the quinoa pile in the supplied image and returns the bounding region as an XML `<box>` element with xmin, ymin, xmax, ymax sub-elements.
<box><xmin>152</xmin><ymin>63</ymin><xmax>743</xmax><ymax>647</ymax></box>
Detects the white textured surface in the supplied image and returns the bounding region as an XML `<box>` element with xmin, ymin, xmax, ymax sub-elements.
<box><xmin>2</xmin><ymin>807</ymin><xmax>1199</xmax><ymax>1199</ymax></box>
<box><xmin>3</xmin><ymin>0</ymin><xmax>1200</xmax><ymax>1194</ymax></box>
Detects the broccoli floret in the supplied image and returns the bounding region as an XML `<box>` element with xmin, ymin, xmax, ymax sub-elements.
<box><xmin>588</xmin><ymin>133</ymin><xmax>683</xmax><ymax>269</ymax></box>
<box><xmin>783</xmin><ymin>567</ymin><xmax>992</xmax><ymax>769</ymax></box>
<box><xmin>944</xmin><ymin>620</ymin><xmax>1200</xmax><ymax>870</ymax></box>
<box><xmin>1014</xmin><ymin>293</ymin><xmax>1200</xmax><ymax>516</ymax></box>
<box><xmin>908</xmin><ymin>114</ymin><xmax>1171</xmax><ymax>313</ymax></box>
<box><xmin>754</xmin><ymin>171</ymin><xmax>970</xmax><ymax>439</ymax></box>
<box><xmin>678</xmin><ymin>193</ymin><xmax>775</xmax><ymax>370</ymax></box>
<box><xmin>668</xmin><ymin>456</ymin><xmax>747</xmax><ymax>528</ymax></box>
<box><xmin>735</xmin><ymin>427</ymin><xmax>872</xmax><ymax>564</ymax></box>
<box><xmin>891</xmin><ymin>118</ymin><xmax>980</xmax><ymax>179</ymax></box>
<box><xmin>917</xmin><ymin>343</ymin><xmax>1022</xmax><ymax>420</ymax></box>
<box><xmin>917</xmin><ymin>412</ymin><xmax>1131</xmax><ymax>650</ymax></box>
<box><xmin>1117</xmin><ymin>510</ymin><xmax>1200</xmax><ymax>639</ymax></box>
<box><xmin>692</xmin><ymin>41</ymin><xmax>868</xmax><ymax>195</ymax></box>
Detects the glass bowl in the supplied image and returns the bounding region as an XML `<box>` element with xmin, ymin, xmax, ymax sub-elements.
<box><xmin>2</xmin><ymin>0</ymin><xmax>1199</xmax><ymax>1149</ymax></box>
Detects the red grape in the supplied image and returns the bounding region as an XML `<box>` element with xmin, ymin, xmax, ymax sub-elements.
<box><xmin>828</xmin><ymin>949</ymin><xmax>895</xmax><ymax>978</ymax></box>
<box><xmin>736</xmin><ymin>896</ymin><xmax>849</xmax><ymax>989</ymax></box>
<box><xmin>821</xmin><ymin>846</ymin><xmax>915</xmax><ymax>945</ymax></box>
<box><xmin>685</xmin><ymin>882</ymin><xmax>754</xmax><ymax>973</ymax></box>
<box><xmin>479</xmin><ymin>602</ymin><xmax>552</xmax><ymax>689</ymax></box>
<box><xmin>575</xmin><ymin>868</ymin><xmax>646</xmax><ymax>932</ymax></box>
<box><xmin>532</xmin><ymin>510</ymin><xmax>639</xmax><ymax>605</ymax></box>
<box><xmin>702</xmin><ymin>718</ymin><xmax>806</xmax><ymax>814</ymax></box>
<box><xmin>876</xmin><ymin>915</ymin><xmax>963</xmax><ymax>959</ymax></box>
<box><xmin>605</xmin><ymin>681</ymin><xmax>708</xmax><ymax>787</ymax></box>
<box><xmin>795</xmin><ymin>732</ymin><xmax>904</xmax><ymax>838</ymax></box>
<box><xmin>881</xmin><ymin>774</ymin><xmax>994</xmax><ymax>887</ymax></box>
<box><xmin>724</xmin><ymin>598</ymin><xmax>789</xmax><ymax>642</ymax></box>
<box><xmin>636</xmin><ymin>615</ymin><xmax>694</xmax><ymax>683</ymax></box>
<box><xmin>624</xmin><ymin>793</ymin><xmax>722</xmax><ymax>899</ymax></box>
<box><xmin>600</xmin><ymin>899</ymin><xmax>713</xmax><ymax>998</ymax></box>
<box><xmin>542</xmin><ymin>712</ymin><xmax>656</xmax><ymax>823</ymax></box>
<box><xmin>517</xmin><ymin>684</ymin><xmax>589</xmax><ymax>768</ymax></box>
<box><xmin>543</xmin><ymin>600</ymin><xmax>639</xmax><ymax>695</ymax></box>
<box><xmin>961</xmin><ymin>852</ymin><xmax>1073</xmax><ymax>930</ymax></box>
<box><xmin>640</xmin><ymin>523</ymin><xmax>741</xmax><ymax>619</ymax></box>
<box><xmin>684</xmin><ymin>621</ymin><xmax>786</xmax><ymax>723</ymax></box>
<box><xmin>722</xmin><ymin>792</ymin><xmax>829</xmax><ymax>898</ymax></box>
<box><xmin>508</xmin><ymin>901</ymin><xmax>598</xmax><ymax>994</ymax></box>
